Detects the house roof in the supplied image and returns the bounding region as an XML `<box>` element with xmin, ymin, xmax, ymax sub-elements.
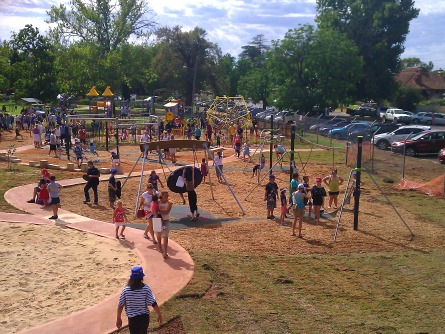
<box><xmin>396</xmin><ymin>67</ymin><xmax>445</xmax><ymax>91</ymax></box>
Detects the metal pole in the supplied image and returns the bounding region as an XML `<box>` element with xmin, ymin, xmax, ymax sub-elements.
<box><xmin>353</xmin><ymin>136</ymin><xmax>363</xmax><ymax>230</ymax></box>
<box><xmin>290</xmin><ymin>125</ymin><xmax>296</xmax><ymax>185</ymax></box>
<box><xmin>269</xmin><ymin>114</ymin><xmax>274</xmax><ymax>170</ymax></box>
<box><xmin>134</xmin><ymin>146</ymin><xmax>148</xmax><ymax>217</ymax></box>
<box><xmin>105</xmin><ymin>121</ymin><xmax>109</xmax><ymax>151</ymax></box>
<box><xmin>115</xmin><ymin>118</ymin><xmax>120</xmax><ymax>156</ymax></box>
<box><xmin>402</xmin><ymin>132</ymin><xmax>412</xmax><ymax>180</ymax></box>
<box><xmin>205</xmin><ymin>149</ymin><xmax>215</xmax><ymax>200</ymax></box>
<box><xmin>192</xmin><ymin>57</ymin><xmax>197</xmax><ymax>115</ymax></box>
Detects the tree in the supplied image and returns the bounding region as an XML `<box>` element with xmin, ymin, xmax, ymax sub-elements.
<box><xmin>46</xmin><ymin>0</ymin><xmax>156</xmax><ymax>55</ymax></box>
<box><xmin>316</xmin><ymin>0</ymin><xmax>419</xmax><ymax>102</ymax></box>
<box><xmin>307</xmin><ymin>28</ymin><xmax>363</xmax><ymax>109</ymax></box>
<box><xmin>401</xmin><ymin>57</ymin><xmax>434</xmax><ymax>71</ymax></box>
<box><xmin>0</xmin><ymin>41</ymin><xmax>11</xmax><ymax>93</ymax></box>
<box><xmin>9</xmin><ymin>25</ymin><xmax>58</xmax><ymax>101</ymax></box>
<box><xmin>153</xmin><ymin>26</ymin><xmax>222</xmax><ymax>107</ymax></box>
<box><xmin>237</xmin><ymin>35</ymin><xmax>270</xmax><ymax>108</ymax></box>
<box><xmin>267</xmin><ymin>25</ymin><xmax>316</xmax><ymax>112</ymax></box>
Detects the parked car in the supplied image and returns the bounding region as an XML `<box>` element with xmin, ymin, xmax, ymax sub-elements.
<box><xmin>264</xmin><ymin>111</ymin><xmax>281</xmax><ymax>122</ymax></box>
<box><xmin>410</xmin><ymin>112</ymin><xmax>427</xmax><ymax>124</ymax></box>
<box><xmin>419</xmin><ymin>112</ymin><xmax>445</xmax><ymax>125</ymax></box>
<box><xmin>373</xmin><ymin>125</ymin><xmax>431</xmax><ymax>150</ymax></box>
<box><xmin>380</xmin><ymin>108</ymin><xmax>411</xmax><ymax>124</ymax></box>
<box><xmin>391</xmin><ymin>130</ymin><xmax>445</xmax><ymax>156</ymax></box>
<box><xmin>319</xmin><ymin>120</ymin><xmax>351</xmax><ymax>135</ymax></box>
<box><xmin>328</xmin><ymin>122</ymin><xmax>370</xmax><ymax>140</ymax></box>
<box><xmin>346</xmin><ymin>104</ymin><xmax>376</xmax><ymax>117</ymax></box>
<box><xmin>368</xmin><ymin>123</ymin><xmax>400</xmax><ymax>136</ymax></box>
<box><xmin>439</xmin><ymin>147</ymin><xmax>445</xmax><ymax>164</ymax></box>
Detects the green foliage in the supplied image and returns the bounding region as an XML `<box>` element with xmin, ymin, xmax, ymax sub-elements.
<box><xmin>401</xmin><ymin>57</ymin><xmax>434</xmax><ymax>71</ymax></box>
<box><xmin>316</xmin><ymin>0</ymin><xmax>420</xmax><ymax>102</ymax></box>
<box><xmin>393</xmin><ymin>87</ymin><xmax>422</xmax><ymax>111</ymax></box>
<box><xmin>9</xmin><ymin>25</ymin><xmax>58</xmax><ymax>101</ymax></box>
<box><xmin>46</xmin><ymin>0</ymin><xmax>156</xmax><ymax>55</ymax></box>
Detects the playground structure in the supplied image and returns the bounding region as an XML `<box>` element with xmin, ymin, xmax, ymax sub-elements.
<box><xmin>117</xmin><ymin>139</ymin><xmax>246</xmax><ymax>217</ymax></box>
<box><xmin>206</xmin><ymin>96</ymin><xmax>252</xmax><ymax>130</ymax></box>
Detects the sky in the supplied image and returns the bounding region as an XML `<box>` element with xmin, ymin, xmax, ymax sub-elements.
<box><xmin>0</xmin><ymin>0</ymin><xmax>444</xmax><ymax>70</ymax></box>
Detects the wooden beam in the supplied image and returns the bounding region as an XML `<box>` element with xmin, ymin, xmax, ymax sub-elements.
<box><xmin>139</xmin><ymin>140</ymin><xmax>210</xmax><ymax>152</ymax></box>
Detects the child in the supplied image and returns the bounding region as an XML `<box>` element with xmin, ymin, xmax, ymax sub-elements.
<box><xmin>169</xmin><ymin>135</ymin><xmax>177</xmax><ymax>163</ymax></box>
<box><xmin>36</xmin><ymin>181</ymin><xmax>50</xmax><ymax>206</ymax></box>
<box><xmin>89</xmin><ymin>140</ymin><xmax>99</xmax><ymax>156</ymax></box>
<box><xmin>27</xmin><ymin>178</ymin><xmax>47</xmax><ymax>203</ymax></box>
<box><xmin>216</xmin><ymin>132</ymin><xmax>221</xmax><ymax>147</ymax></box>
<box><xmin>200</xmin><ymin>158</ymin><xmax>208</xmax><ymax>182</ymax></box>
<box><xmin>279</xmin><ymin>188</ymin><xmax>288</xmax><ymax>226</ymax></box>
<box><xmin>221</xmin><ymin>132</ymin><xmax>227</xmax><ymax>147</ymax></box>
<box><xmin>113</xmin><ymin>200</ymin><xmax>127</xmax><ymax>239</ymax></box>
<box><xmin>41</xmin><ymin>168</ymin><xmax>52</xmax><ymax>183</ymax></box>
<box><xmin>47</xmin><ymin>175</ymin><xmax>62</xmax><ymax>220</ymax></box>
<box><xmin>148</xmin><ymin>170</ymin><xmax>164</xmax><ymax>191</ymax></box>
<box><xmin>15</xmin><ymin>125</ymin><xmax>24</xmax><ymax>139</ymax></box>
<box><xmin>157</xmin><ymin>190</ymin><xmax>173</xmax><ymax>259</ymax></box>
<box><xmin>302</xmin><ymin>175</ymin><xmax>312</xmax><ymax>217</ymax></box>
<box><xmin>111</xmin><ymin>151</ymin><xmax>120</xmax><ymax>167</ymax></box>
<box><xmin>292</xmin><ymin>184</ymin><xmax>308</xmax><ymax>237</ymax></box>
<box><xmin>234</xmin><ymin>136</ymin><xmax>241</xmax><ymax>158</ymax></box>
<box><xmin>242</xmin><ymin>142</ymin><xmax>251</xmax><ymax>162</ymax></box>
<box><xmin>121</xmin><ymin>128</ymin><xmax>128</xmax><ymax>141</ymax></box>
<box><xmin>252</xmin><ymin>154</ymin><xmax>265</xmax><ymax>178</ymax></box>
<box><xmin>311</xmin><ymin>177</ymin><xmax>327</xmax><ymax>224</ymax></box>
<box><xmin>264</xmin><ymin>174</ymin><xmax>278</xmax><ymax>219</ymax></box>
<box><xmin>73</xmin><ymin>140</ymin><xmax>84</xmax><ymax>168</ymax></box>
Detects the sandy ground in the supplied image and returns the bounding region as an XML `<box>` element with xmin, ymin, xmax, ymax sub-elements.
<box><xmin>0</xmin><ymin>222</ymin><xmax>138</xmax><ymax>334</ymax></box>
<box><xmin>2</xmin><ymin>128</ymin><xmax>445</xmax><ymax>332</ymax></box>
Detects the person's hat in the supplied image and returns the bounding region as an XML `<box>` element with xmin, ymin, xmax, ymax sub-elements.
<box><xmin>298</xmin><ymin>183</ymin><xmax>305</xmax><ymax>189</ymax></box>
<box><xmin>269</xmin><ymin>174</ymin><xmax>275</xmax><ymax>179</ymax></box>
<box><xmin>353</xmin><ymin>172</ymin><xmax>357</xmax><ymax>177</ymax></box>
<box><xmin>315</xmin><ymin>177</ymin><xmax>322</xmax><ymax>182</ymax></box>
<box><xmin>111</xmin><ymin>168</ymin><xmax>117</xmax><ymax>174</ymax></box>
<box><xmin>111</xmin><ymin>151</ymin><xmax>116</xmax><ymax>155</ymax></box>
<box><xmin>280</xmin><ymin>187</ymin><xmax>286</xmax><ymax>192</ymax></box>
<box><xmin>130</xmin><ymin>266</ymin><xmax>145</xmax><ymax>279</ymax></box>
<box><xmin>147</xmin><ymin>183</ymin><xmax>154</xmax><ymax>188</ymax></box>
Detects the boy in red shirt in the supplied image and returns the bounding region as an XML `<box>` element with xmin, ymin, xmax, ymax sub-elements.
<box><xmin>113</xmin><ymin>200</ymin><xmax>128</xmax><ymax>239</ymax></box>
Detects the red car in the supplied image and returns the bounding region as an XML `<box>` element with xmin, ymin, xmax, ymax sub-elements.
<box><xmin>439</xmin><ymin>147</ymin><xmax>445</xmax><ymax>163</ymax></box>
<box><xmin>391</xmin><ymin>130</ymin><xmax>445</xmax><ymax>156</ymax></box>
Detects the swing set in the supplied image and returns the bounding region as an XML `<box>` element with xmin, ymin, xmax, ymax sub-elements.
<box><xmin>118</xmin><ymin>139</ymin><xmax>246</xmax><ymax>218</ymax></box>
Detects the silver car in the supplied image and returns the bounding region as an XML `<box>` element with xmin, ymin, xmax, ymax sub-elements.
<box><xmin>419</xmin><ymin>112</ymin><xmax>445</xmax><ymax>125</ymax></box>
<box><xmin>373</xmin><ymin>125</ymin><xmax>431</xmax><ymax>150</ymax></box>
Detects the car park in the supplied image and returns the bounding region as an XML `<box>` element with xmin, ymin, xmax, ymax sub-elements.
<box><xmin>328</xmin><ymin>122</ymin><xmax>370</xmax><ymax>140</ymax></box>
<box><xmin>319</xmin><ymin>119</ymin><xmax>351</xmax><ymax>135</ymax></box>
<box><xmin>419</xmin><ymin>112</ymin><xmax>445</xmax><ymax>125</ymax></box>
<box><xmin>391</xmin><ymin>130</ymin><xmax>445</xmax><ymax>156</ymax></box>
<box><xmin>410</xmin><ymin>112</ymin><xmax>427</xmax><ymax>124</ymax></box>
<box><xmin>438</xmin><ymin>148</ymin><xmax>445</xmax><ymax>163</ymax></box>
<box><xmin>373</xmin><ymin>125</ymin><xmax>431</xmax><ymax>150</ymax></box>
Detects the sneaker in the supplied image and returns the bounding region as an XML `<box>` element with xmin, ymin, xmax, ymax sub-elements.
<box><xmin>83</xmin><ymin>201</ymin><xmax>90</xmax><ymax>204</ymax></box>
<box><xmin>27</xmin><ymin>199</ymin><xmax>35</xmax><ymax>203</ymax></box>
<box><xmin>49</xmin><ymin>215</ymin><xmax>58</xmax><ymax>220</ymax></box>
<box><xmin>270</xmin><ymin>215</ymin><xmax>276</xmax><ymax>219</ymax></box>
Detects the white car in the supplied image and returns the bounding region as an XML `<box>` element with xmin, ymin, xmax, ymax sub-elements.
<box><xmin>373</xmin><ymin>125</ymin><xmax>431</xmax><ymax>150</ymax></box>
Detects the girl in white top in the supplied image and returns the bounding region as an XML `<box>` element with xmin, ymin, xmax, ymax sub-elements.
<box><xmin>157</xmin><ymin>191</ymin><xmax>173</xmax><ymax>259</ymax></box>
<box><xmin>139</xmin><ymin>184</ymin><xmax>158</xmax><ymax>243</ymax></box>
<box><xmin>214</xmin><ymin>151</ymin><xmax>224</xmax><ymax>182</ymax></box>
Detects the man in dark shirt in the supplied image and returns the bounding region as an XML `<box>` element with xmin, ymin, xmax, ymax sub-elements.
<box><xmin>84</xmin><ymin>161</ymin><xmax>101</xmax><ymax>205</ymax></box>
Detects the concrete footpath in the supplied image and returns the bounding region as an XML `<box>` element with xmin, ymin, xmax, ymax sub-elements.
<box><xmin>4</xmin><ymin>175</ymin><xmax>195</xmax><ymax>334</ymax></box>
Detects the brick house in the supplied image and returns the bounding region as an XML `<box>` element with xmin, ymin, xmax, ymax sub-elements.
<box><xmin>396</xmin><ymin>67</ymin><xmax>445</xmax><ymax>99</ymax></box>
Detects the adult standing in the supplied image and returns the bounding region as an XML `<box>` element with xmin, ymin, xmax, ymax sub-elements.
<box><xmin>206</xmin><ymin>122</ymin><xmax>213</xmax><ymax>143</ymax></box>
<box><xmin>322</xmin><ymin>169</ymin><xmax>344</xmax><ymax>209</ymax></box>
<box><xmin>32</xmin><ymin>124</ymin><xmax>40</xmax><ymax>148</ymax></box>
<box><xmin>84</xmin><ymin>161</ymin><xmax>100</xmax><ymax>205</ymax></box>
<box><xmin>116</xmin><ymin>266</ymin><xmax>163</xmax><ymax>334</ymax></box>
<box><xmin>139</xmin><ymin>183</ymin><xmax>158</xmax><ymax>243</ymax></box>
<box><xmin>183</xmin><ymin>167</ymin><xmax>199</xmax><ymax>221</ymax></box>
<box><xmin>214</xmin><ymin>150</ymin><xmax>224</xmax><ymax>182</ymax></box>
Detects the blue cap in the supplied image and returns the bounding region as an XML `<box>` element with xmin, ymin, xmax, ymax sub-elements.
<box><xmin>269</xmin><ymin>174</ymin><xmax>275</xmax><ymax>179</ymax></box>
<box><xmin>111</xmin><ymin>168</ymin><xmax>117</xmax><ymax>174</ymax></box>
<box><xmin>130</xmin><ymin>266</ymin><xmax>145</xmax><ymax>279</ymax></box>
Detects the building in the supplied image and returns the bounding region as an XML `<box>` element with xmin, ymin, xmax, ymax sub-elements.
<box><xmin>395</xmin><ymin>67</ymin><xmax>445</xmax><ymax>99</ymax></box>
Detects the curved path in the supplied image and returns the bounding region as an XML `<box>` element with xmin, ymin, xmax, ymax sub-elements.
<box><xmin>4</xmin><ymin>174</ymin><xmax>195</xmax><ymax>334</ymax></box>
